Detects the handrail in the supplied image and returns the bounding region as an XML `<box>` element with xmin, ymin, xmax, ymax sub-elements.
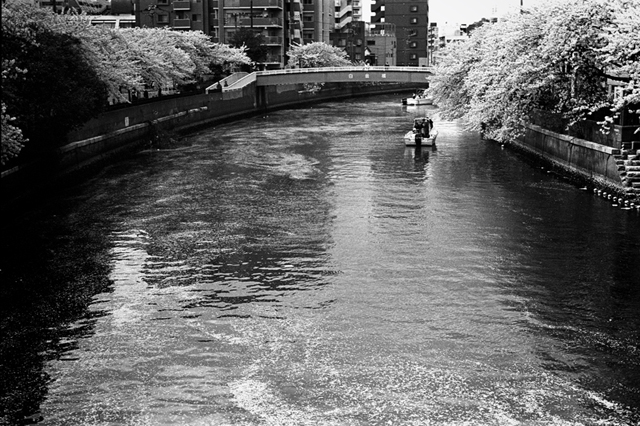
<box><xmin>222</xmin><ymin>72</ymin><xmax>257</xmax><ymax>91</ymax></box>
<box><xmin>257</xmin><ymin>66</ymin><xmax>432</xmax><ymax>76</ymax></box>
<box><xmin>208</xmin><ymin>66</ymin><xmax>434</xmax><ymax>93</ymax></box>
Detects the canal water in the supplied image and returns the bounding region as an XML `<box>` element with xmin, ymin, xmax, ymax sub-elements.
<box><xmin>1</xmin><ymin>94</ymin><xmax>639</xmax><ymax>425</ymax></box>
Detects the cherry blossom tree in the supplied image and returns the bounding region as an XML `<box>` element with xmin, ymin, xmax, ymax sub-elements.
<box><xmin>1</xmin><ymin>102</ymin><xmax>26</xmax><ymax>166</ymax></box>
<box><xmin>1</xmin><ymin>0</ymin><xmax>251</xmax><ymax>164</ymax></box>
<box><xmin>2</xmin><ymin>2</ymin><xmax>108</xmax><ymax>160</ymax></box>
<box><xmin>599</xmin><ymin>1</ymin><xmax>640</xmax><ymax>114</ymax></box>
<box><xmin>431</xmin><ymin>0</ymin><xmax>639</xmax><ymax>142</ymax></box>
<box><xmin>286</xmin><ymin>42</ymin><xmax>351</xmax><ymax>68</ymax></box>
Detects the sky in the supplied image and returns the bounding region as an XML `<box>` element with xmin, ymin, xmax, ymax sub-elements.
<box><xmin>430</xmin><ymin>0</ymin><xmax>522</xmax><ymax>25</ymax></box>
<box><xmin>364</xmin><ymin>0</ymin><xmax>545</xmax><ymax>32</ymax></box>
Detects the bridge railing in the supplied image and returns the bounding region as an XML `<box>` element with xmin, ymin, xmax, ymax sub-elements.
<box><xmin>257</xmin><ymin>66</ymin><xmax>432</xmax><ymax>76</ymax></box>
<box><xmin>209</xmin><ymin>66</ymin><xmax>433</xmax><ymax>92</ymax></box>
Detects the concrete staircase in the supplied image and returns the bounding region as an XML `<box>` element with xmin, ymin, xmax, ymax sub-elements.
<box><xmin>615</xmin><ymin>141</ymin><xmax>640</xmax><ymax>202</ymax></box>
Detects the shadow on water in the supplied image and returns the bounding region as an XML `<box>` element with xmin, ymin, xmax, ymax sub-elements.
<box><xmin>0</xmin><ymin>201</ymin><xmax>115</xmax><ymax>424</ymax></box>
<box><xmin>459</xmin><ymin>137</ymin><xmax>640</xmax><ymax>417</ymax></box>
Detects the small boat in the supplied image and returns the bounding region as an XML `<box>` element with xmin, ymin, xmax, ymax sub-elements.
<box><xmin>404</xmin><ymin>129</ymin><xmax>438</xmax><ymax>146</ymax></box>
<box><xmin>404</xmin><ymin>117</ymin><xmax>437</xmax><ymax>146</ymax></box>
<box><xmin>402</xmin><ymin>89</ymin><xmax>433</xmax><ymax>105</ymax></box>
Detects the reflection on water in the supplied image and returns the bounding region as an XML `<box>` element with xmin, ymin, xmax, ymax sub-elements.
<box><xmin>1</xmin><ymin>94</ymin><xmax>639</xmax><ymax>425</ymax></box>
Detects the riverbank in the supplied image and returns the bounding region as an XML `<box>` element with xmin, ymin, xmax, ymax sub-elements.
<box><xmin>507</xmin><ymin>124</ymin><xmax>640</xmax><ymax>206</ymax></box>
<box><xmin>0</xmin><ymin>82</ymin><xmax>415</xmax><ymax>207</ymax></box>
<box><xmin>3</xmin><ymin>80</ymin><xmax>638</xmax><ymax>209</ymax></box>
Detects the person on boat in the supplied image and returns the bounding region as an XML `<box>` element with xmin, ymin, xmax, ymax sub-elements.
<box><xmin>414</xmin><ymin>119</ymin><xmax>422</xmax><ymax>134</ymax></box>
<box><xmin>421</xmin><ymin>118</ymin><xmax>429</xmax><ymax>138</ymax></box>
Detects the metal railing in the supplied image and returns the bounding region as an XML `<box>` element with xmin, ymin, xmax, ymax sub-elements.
<box><xmin>257</xmin><ymin>66</ymin><xmax>432</xmax><ymax>75</ymax></box>
<box><xmin>213</xmin><ymin>66</ymin><xmax>432</xmax><ymax>92</ymax></box>
<box><xmin>223</xmin><ymin>0</ymin><xmax>283</xmax><ymax>7</ymax></box>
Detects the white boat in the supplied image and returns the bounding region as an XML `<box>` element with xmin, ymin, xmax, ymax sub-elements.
<box><xmin>402</xmin><ymin>89</ymin><xmax>433</xmax><ymax>105</ymax></box>
<box><xmin>403</xmin><ymin>96</ymin><xmax>433</xmax><ymax>106</ymax></box>
<box><xmin>404</xmin><ymin>117</ymin><xmax>437</xmax><ymax>146</ymax></box>
<box><xmin>404</xmin><ymin>129</ymin><xmax>438</xmax><ymax>146</ymax></box>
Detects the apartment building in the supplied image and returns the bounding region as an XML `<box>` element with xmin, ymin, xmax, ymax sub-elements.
<box><xmin>330</xmin><ymin>21</ymin><xmax>396</xmax><ymax>65</ymax></box>
<box><xmin>370</xmin><ymin>0</ymin><xmax>429</xmax><ymax>66</ymax></box>
<box><xmin>213</xmin><ymin>0</ymin><xmax>286</xmax><ymax>68</ymax></box>
<box><xmin>36</xmin><ymin>0</ymin><xmax>335</xmax><ymax>69</ymax></box>
<box><xmin>135</xmin><ymin>0</ymin><xmax>211</xmax><ymax>33</ymax></box>
<box><xmin>334</xmin><ymin>0</ymin><xmax>361</xmax><ymax>30</ymax></box>
<box><xmin>366</xmin><ymin>22</ymin><xmax>396</xmax><ymax>66</ymax></box>
<box><xmin>301</xmin><ymin>0</ymin><xmax>334</xmax><ymax>44</ymax></box>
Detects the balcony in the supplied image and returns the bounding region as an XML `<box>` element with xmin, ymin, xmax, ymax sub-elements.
<box><xmin>263</xmin><ymin>35</ymin><xmax>283</xmax><ymax>44</ymax></box>
<box><xmin>252</xmin><ymin>17</ymin><xmax>282</xmax><ymax>26</ymax></box>
<box><xmin>263</xmin><ymin>54</ymin><xmax>282</xmax><ymax>63</ymax></box>
<box><xmin>227</xmin><ymin>17</ymin><xmax>282</xmax><ymax>27</ymax></box>
<box><xmin>224</xmin><ymin>0</ymin><xmax>282</xmax><ymax>8</ymax></box>
<box><xmin>173</xmin><ymin>1</ymin><xmax>191</xmax><ymax>10</ymax></box>
<box><xmin>173</xmin><ymin>18</ymin><xmax>191</xmax><ymax>27</ymax></box>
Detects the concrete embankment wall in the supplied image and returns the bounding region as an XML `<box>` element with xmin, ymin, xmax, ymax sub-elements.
<box><xmin>8</xmin><ymin>82</ymin><xmax>630</xmax><ymax>204</ymax></box>
<box><xmin>513</xmin><ymin>124</ymin><xmax>624</xmax><ymax>191</ymax></box>
<box><xmin>1</xmin><ymin>83</ymin><xmax>413</xmax><ymax>202</ymax></box>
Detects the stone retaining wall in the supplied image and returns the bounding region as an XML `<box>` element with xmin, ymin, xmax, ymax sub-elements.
<box><xmin>512</xmin><ymin>124</ymin><xmax>638</xmax><ymax>201</ymax></box>
<box><xmin>1</xmin><ymin>83</ymin><xmax>413</xmax><ymax>202</ymax></box>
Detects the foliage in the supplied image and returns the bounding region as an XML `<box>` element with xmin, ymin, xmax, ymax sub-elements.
<box><xmin>38</xmin><ymin>13</ymin><xmax>250</xmax><ymax>103</ymax></box>
<box><xmin>2</xmin><ymin>4</ymin><xmax>108</xmax><ymax>155</ymax></box>
<box><xmin>209</xmin><ymin>43</ymin><xmax>253</xmax><ymax>71</ymax></box>
<box><xmin>1</xmin><ymin>0</ymin><xmax>251</xmax><ymax>164</ymax></box>
<box><xmin>228</xmin><ymin>27</ymin><xmax>268</xmax><ymax>65</ymax></box>
<box><xmin>599</xmin><ymin>1</ymin><xmax>640</xmax><ymax>113</ymax></box>
<box><xmin>431</xmin><ymin>0</ymin><xmax>640</xmax><ymax>142</ymax></box>
<box><xmin>1</xmin><ymin>102</ymin><xmax>26</xmax><ymax>166</ymax></box>
<box><xmin>286</xmin><ymin>42</ymin><xmax>352</xmax><ymax>68</ymax></box>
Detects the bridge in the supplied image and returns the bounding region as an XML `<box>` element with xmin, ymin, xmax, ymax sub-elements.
<box><xmin>206</xmin><ymin>66</ymin><xmax>434</xmax><ymax>93</ymax></box>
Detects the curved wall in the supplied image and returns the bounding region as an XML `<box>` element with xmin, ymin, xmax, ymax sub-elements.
<box><xmin>1</xmin><ymin>83</ymin><xmax>414</xmax><ymax>202</ymax></box>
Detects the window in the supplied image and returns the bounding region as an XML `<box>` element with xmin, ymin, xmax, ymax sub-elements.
<box><xmin>157</xmin><ymin>14</ymin><xmax>169</xmax><ymax>23</ymax></box>
<box><xmin>410</xmin><ymin>17</ymin><xmax>418</xmax><ymax>24</ymax></box>
<box><xmin>409</xmin><ymin>41</ymin><xmax>417</xmax><ymax>48</ymax></box>
<box><xmin>192</xmin><ymin>14</ymin><xmax>201</xmax><ymax>22</ymax></box>
<box><xmin>410</xmin><ymin>5</ymin><xmax>418</xmax><ymax>12</ymax></box>
<box><xmin>380</xmin><ymin>5</ymin><xmax>385</xmax><ymax>11</ymax></box>
<box><xmin>367</xmin><ymin>40</ymin><xmax>375</xmax><ymax>45</ymax></box>
<box><xmin>410</xmin><ymin>54</ymin><xmax>418</xmax><ymax>60</ymax></box>
<box><xmin>407</xmin><ymin>29</ymin><xmax>418</xmax><ymax>37</ymax></box>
